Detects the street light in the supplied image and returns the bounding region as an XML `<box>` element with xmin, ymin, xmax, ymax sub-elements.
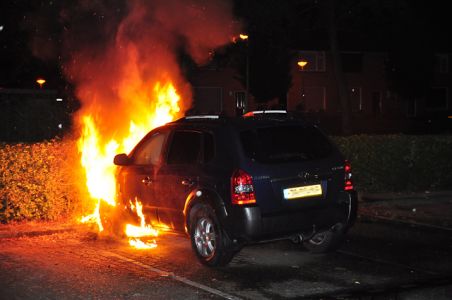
<box><xmin>239</xmin><ymin>34</ymin><xmax>249</xmax><ymax>40</ymax></box>
<box><xmin>297</xmin><ymin>60</ymin><xmax>308</xmax><ymax>69</ymax></box>
<box><xmin>297</xmin><ymin>60</ymin><xmax>308</xmax><ymax>109</ymax></box>
<box><xmin>36</xmin><ymin>78</ymin><xmax>46</xmax><ymax>89</ymax></box>
<box><xmin>240</xmin><ymin>34</ymin><xmax>250</xmax><ymax>114</ymax></box>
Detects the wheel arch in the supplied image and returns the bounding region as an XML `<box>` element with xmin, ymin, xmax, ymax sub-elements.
<box><xmin>183</xmin><ymin>187</ymin><xmax>228</xmax><ymax>235</ymax></box>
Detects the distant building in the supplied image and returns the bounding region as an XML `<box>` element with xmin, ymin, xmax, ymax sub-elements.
<box><xmin>189</xmin><ymin>50</ymin><xmax>452</xmax><ymax>134</ymax></box>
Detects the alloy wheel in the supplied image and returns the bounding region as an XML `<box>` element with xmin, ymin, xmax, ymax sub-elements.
<box><xmin>194</xmin><ymin>217</ymin><xmax>217</xmax><ymax>258</ymax></box>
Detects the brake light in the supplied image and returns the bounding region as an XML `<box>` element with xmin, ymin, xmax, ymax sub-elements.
<box><xmin>231</xmin><ymin>169</ymin><xmax>256</xmax><ymax>205</ymax></box>
<box><xmin>344</xmin><ymin>160</ymin><xmax>354</xmax><ymax>191</ymax></box>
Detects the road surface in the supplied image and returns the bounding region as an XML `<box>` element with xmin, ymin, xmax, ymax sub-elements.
<box><xmin>1</xmin><ymin>218</ymin><xmax>452</xmax><ymax>299</ymax></box>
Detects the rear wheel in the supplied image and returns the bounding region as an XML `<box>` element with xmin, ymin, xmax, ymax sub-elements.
<box><xmin>189</xmin><ymin>204</ymin><xmax>235</xmax><ymax>267</ymax></box>
<box><xmin>304</xmin><ymin>229</ymin><xmax>344</xmax><ymax>253</ymax></box>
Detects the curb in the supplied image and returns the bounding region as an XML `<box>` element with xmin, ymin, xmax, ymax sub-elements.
<box><xmin>359</xmin><ymin>191</ymin><xmax>452</xmax><ymax>203</ymax></box>
<box><xmin>358</xmin><ymin>214</ymin><xmax>452</xmax><ymax>232</ymax></box>
<box><xmin>0</xmin><ymin>227</ymin><xmax>76</xmax><ymax>239</ymax></box>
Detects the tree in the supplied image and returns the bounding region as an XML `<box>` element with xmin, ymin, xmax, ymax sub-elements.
<box><xmin>293</xmin><ymin>0</ymin><xmax>441</xmax><ymax>134</ymax></box>
<box><xmin>384</xmin><ymin>1</ymin><xmax>436</xmax><ymax>103</ymax></box>
<box><xmin>325</xmin><ymin>0</ymin><xmax>352</xmax><ymax>135</ymax></box>
<box><xmin>233</xmin><ymin>0</ymin><xmax>297</xmax><ymax>106</ymax></box>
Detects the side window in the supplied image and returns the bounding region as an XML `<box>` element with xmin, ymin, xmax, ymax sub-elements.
<box><xmin>133</xmin><ymin>132</ymin><xmax>166</xmax><ymax>165</ymax></box>
<box><xmin>167</xmin><ymin>131</ymin><xmax>202</xmax><ymax>165</ymax></box>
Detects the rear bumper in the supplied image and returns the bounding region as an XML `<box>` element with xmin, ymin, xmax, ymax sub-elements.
<box><xmin>223</xmin><ymin>190</ymin><xmax>358</xmax><ymax>243</ymax></box>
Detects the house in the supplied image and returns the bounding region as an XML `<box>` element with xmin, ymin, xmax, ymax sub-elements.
<box><xmin>189</xmin><ymin>50</ymin><xmax>452</xmax><ymax>134</ymax></box>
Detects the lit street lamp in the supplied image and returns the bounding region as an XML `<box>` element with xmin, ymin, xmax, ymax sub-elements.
<box><xmin>297</xmin><ymin>60</ymin><xmax>308</xmax><ymax>69</ymax></box>
<box><xmin>297</xmin><ymin>60</ymin><xmax>308</xmax><ymax>104</ymax></box>
<box><xmin>36</xmin><ymin>78</ymin><xmax>46</xmax><ymax>89</ymax></box>
<box><xmin>239</xmin><ymin>34</ymin><xmax>249</xmax><ymax>40</ymax></box>
<box><xmin>240</xmin><ymin>34</ymin><xmax>250</xmax><ymax>114</ymax></box>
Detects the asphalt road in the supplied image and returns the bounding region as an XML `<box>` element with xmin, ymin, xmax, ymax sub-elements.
<box><xmin>1</xmin><ymin>219</ymin><xmax>452</xmax><ymax>300</ymax></box>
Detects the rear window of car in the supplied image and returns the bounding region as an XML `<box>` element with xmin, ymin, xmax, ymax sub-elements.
<box><xmin>240</xmin><ymin>125</ymin><xmax>332</xmax><ymax>163</ymax></box>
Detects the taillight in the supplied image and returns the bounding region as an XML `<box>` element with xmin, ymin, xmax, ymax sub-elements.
<box><xmin>344</xmin><ymin>160</ymin><xmax>354</xmax><ymax>191</ymax></box>
<box><xmin>231</xmin><ymin>169</ymin><xmax>256</xmax><ymax>205</ymax></box>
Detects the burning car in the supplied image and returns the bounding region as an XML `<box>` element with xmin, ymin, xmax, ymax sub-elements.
<box><xmin>113</xmin><ymin>111</ymin><xmax>357</xmax><ymax>266</ymax></box>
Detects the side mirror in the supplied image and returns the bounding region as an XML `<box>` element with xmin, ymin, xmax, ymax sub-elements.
<box><xmin>113</xmin><ymin>153</ymin><xmax>131</xmax><ymax>166</ymax></box>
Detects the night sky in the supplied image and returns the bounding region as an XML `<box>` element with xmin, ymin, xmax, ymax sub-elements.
<box><xmin>1</xmin><ymin>0</ymin><xmax>451</xmax><ymax>92</ymax></box>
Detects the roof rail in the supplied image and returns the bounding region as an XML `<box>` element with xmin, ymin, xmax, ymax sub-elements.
<box><xmin>243</xmin><ymin>110</ymin><xmax>287</xmax><ymax>117</ymax></box>
<box><xmin>184</xmin><ymin>115</ymin><xmax>220</xmax><ymax>120</ymax></box>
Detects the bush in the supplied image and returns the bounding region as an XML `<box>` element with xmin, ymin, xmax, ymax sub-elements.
<box><xmin>334</xmin><ymin>135</ymin><xmax>452</xmax><ymax>192</ymax></box>
<box><xmin>1</xmin><ymin>135</ymin><xmax>451</xmax><ymax>222</ymax></box>
<box><xmin>0</xmin><ymin>138</ymin><xmax>88</xmax><ymax>223</ymax></box>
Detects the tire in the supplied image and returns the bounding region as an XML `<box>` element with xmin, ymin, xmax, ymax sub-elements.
<box><xmin>99</xmin><ymin>200</ymin><xmax>131</xmax><ymax>238</ymax></box>
<box><xmin>304</xmin><ymin>229</ymin><xmax>344</xmax><ymax>254</ymax></box>
<box><xmin>189</xmin><ymin>204</ymin><xmax>235</xmax><ymax>267</ymax></box>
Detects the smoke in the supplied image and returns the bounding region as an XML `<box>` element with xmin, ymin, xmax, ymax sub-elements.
<box><xmin>58</xmin><ymin>0</ymin><xmax>240</xmax><ymax>140</ymax></box>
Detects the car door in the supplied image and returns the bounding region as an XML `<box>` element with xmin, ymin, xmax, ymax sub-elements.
<box><xmin>154</xmin><ymin>130</ymin><xmax>204</xmax><ymax>231</ymax></box>
<box><xmin>118</xmin><ymin>130</ymin><xmax>168</xmax><ymax>227</ymax></box>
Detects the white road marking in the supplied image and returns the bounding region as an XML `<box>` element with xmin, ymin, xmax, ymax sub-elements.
<box><xmin>101</xmin><ymin>250</ymin><xmax>242</xmax><ymax>300</ymax></box>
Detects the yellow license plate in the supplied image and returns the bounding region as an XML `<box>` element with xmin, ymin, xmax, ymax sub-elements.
<box><xmin>283</xmin><ymin>184</ymin><xmax>322</xmax><ymax>199</ymax></box>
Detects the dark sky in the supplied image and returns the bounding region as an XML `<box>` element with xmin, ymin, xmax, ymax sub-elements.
<box><xmin>0</xmin><ymin>0</ymin><xmax>126</xmax><ymax>89</ymax></box>
<box><xmin>1</xmin><ymin>0</ymin><xmax>450</xmax><ymax>89</ymax></box>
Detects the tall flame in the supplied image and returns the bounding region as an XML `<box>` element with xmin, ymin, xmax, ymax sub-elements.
<box><xmin>78</xmin><ymin>116</ymin><xmax>118</xmax><ymax>207</ymax></box>
<box><xmin>78</xmin><ymin>81</ymin><xmax>181</xmax><ymax>244</ymax></box>
<box><xmin>65</xmin><ymin>0</ymin><xmax>241</xmax><ymax>250</ymax></box>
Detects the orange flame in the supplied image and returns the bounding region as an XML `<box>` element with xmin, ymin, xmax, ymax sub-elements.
<box><xmin>125</xmin><ymin>199</ymin><xmax>158</xmax><ymax>249</ymax></box>
<box><xmin>78</xmin><ymin>81</ymin><xmax>182</xmax><ymax>248</ymax></box>
<box><xmin>69</xmin><ymin>0</ymin><xmax>241</xmax><ymax>251</ymax></box>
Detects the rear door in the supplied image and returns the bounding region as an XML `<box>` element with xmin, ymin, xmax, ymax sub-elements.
<box><xmin>240</xmin><ymin>124</ymin><xmax>343</xmax><ymax>214</ymax></box>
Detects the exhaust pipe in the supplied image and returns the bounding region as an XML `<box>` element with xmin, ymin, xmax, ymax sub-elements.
<box><xmin>331</xmin><ymin>222</ymin><xmax>345</xmax><ymax>233</ymax></box>
<box><xmin>291</xmin><ymin>234</ymin><xmax>303</xmax><ymax>244</ymax></box>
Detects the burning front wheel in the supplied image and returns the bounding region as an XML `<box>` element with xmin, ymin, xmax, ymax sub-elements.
<box><xmin>189</xmin><ymin>204</ymin><xmax>234</xmax><ymax>267</ymax></box>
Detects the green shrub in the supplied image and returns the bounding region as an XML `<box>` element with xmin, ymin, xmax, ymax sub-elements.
<box><xmin>0</xmin><ymin>138</ymin><xmax>88</xmax><ymax>223</ymax></box>
<box><xmin>334</xmin><ymin>135</ymin><xmax>452</xmax><ymax>192</ymax></box>
<box><xmin>1</xmin><ymin>135</ymin><xmax>451</xmax><ymax>222</ymax></box>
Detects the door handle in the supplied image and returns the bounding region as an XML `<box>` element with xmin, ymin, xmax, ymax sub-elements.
<box><xmin>142</xmin><ymin>176</ymin><xmax>153</xmax><ymax>185</ymax></box>
<box><xmin>181</xmin><ymin>179</ymin><xmax>194</xmax><ymax>186</ymax></box>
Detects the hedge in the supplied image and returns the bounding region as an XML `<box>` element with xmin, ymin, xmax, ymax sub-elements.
<box><xmin>334</xmin><ymin>135</ymin><xmax>452</xmax><ymax>192</ymax></box>
<box><xmin>0</xmin><ymin>138</ymin><xmax>89</xmax><ymax>223</ymax></box>
<box><xmin>1</xmin><ymin>135</ymin><xmax>451</xmax><ymax>222</ymax></box>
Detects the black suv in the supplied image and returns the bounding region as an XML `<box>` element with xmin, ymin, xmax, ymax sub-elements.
<box><xmin>113</xmin><ymin>111</ymin><xmax>357</xmax><ymax>266</ymax></box>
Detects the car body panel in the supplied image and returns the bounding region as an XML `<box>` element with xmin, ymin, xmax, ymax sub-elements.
<box><xmin>115</xmin><ymin>114</ymin><xmax>357</xmax><ymax>245</ymax></box>
<box><xmin>154</xmin><ymin>163</ymin><xmax>200</xmax><ymax>231</ymax></box>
